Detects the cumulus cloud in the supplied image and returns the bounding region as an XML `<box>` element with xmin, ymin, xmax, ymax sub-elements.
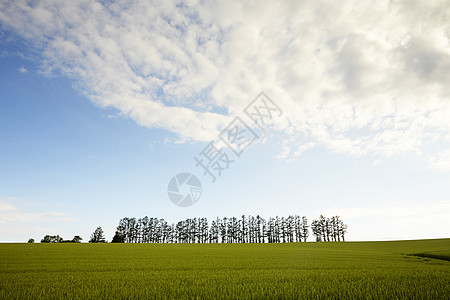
<box><xmin>0</xmin><ymin>0</ymin><xmax>449</xmax><ymax>165</ymax></box>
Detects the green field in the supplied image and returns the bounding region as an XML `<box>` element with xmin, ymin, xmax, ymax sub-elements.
<box><xmin>0</xmin><ymin>239</ymin><xmax>449</xmax><ymax>299</ymax></box>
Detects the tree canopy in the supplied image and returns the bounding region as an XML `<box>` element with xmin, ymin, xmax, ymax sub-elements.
<box><xmin>89</xmin><ymin>227</ymin><xmax>106</xmax><ymax>243</ymax></box>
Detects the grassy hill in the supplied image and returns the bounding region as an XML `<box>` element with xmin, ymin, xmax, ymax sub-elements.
<box><xmin>0</xmin><ymin>239</ymin><xmax>449</xmax><ymax>299</ymax></box>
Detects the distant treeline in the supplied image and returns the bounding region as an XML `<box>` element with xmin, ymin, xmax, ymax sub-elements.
<box><xmin>40</xmin><ymin>235</ymin><xmax>82</xmax><ymax>243</ymax></box>
<box><xmin>111</xmin><ymin>215</ymin><xmax>347</xmax><ymax>243</ymax></box>
<box><xmin>35</xmin><ymin>228</ymin><xmax>104</xmax><ymax>243</ymax></box>
<box><xmin>31</xmin><ymin>215</ymin><xmax>347</xmax><ymax>243</ymax></box>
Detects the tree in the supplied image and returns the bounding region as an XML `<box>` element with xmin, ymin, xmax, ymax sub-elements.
<box><xmin>41</xmin><ymin>235</ymin><xmax>51</xmax><ymax>243</ymax></box>
<box><xmin>41</xmin><ymin>235</ymin><xmax>63</xmax><ymax>243</ymax></box>
<box><xmin>311</xmin><ymin>220</ymin><xmax>321</xmax><ymax>242</ymax></box>
<box><xmin>28</xmin><ymin>238</ymin><xmax>35</xmax><ymax>243</ymax></box>
<box><xmin>111</xmin><ymin>231</ymin><xmax>125</xmax><ymax>243</ymax></box>
<box><xmin>89</xmin><ymin>227</ymin><xmax>106</xmax><ymax>243</ymax></box>
<box><xmin>319</xmin><ymin>215</ymin><xmax>327</xmax><ymax>242</ymax></box>
<box><xmin>338</xmin><ymin>219</ymin><xmax>348</xmax><ymax>242</ymax></box>
<box><xmin>72</xmin><ymin>235</ymin><xmax>82</xmax><ymax>243</ymax></box>
<box><xmin>60</xmin><ymin>236</ymin><xmax>83</xmax><ymax>243</ymax></box>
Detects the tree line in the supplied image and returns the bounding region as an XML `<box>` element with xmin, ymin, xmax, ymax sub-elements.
<box><xmin>111</xmin><ymin>215</ymin><xmax>347</xmax><ymax>244</ymax></box>
<box><xmin>30</xmin><ymin>215</ymin><xmax>347</xmax><ymax>243</ymax></box>
<box><xmin>35</xmin><ymin>228</ymin><xmax>105</xmax><ymax>243</ymax></box>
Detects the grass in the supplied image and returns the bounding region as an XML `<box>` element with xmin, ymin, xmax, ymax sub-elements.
<box><xmin>0</xmin><ymin>239</ymin><xmax>449</xmax><ymax>299</ymax></box>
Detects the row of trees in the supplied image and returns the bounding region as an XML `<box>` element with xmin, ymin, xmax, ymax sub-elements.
<box><xmin>311</xmin><ymin>215</ymin><xmax>348</xmax><ymax>242</ymax></box>
<box><xmin>112</xmin><ymin>215</ymin><xmax>309</xmax><ymax>244</ymax></box>
<box><xmin>111</xmin><ymin>215</ymin><xmax>346</xmax><ymax>243</ymax></box>
<box><xmin>30</xmin><ymin>216</ymin><xmax>347</xmax><ymax>243</ymax></box>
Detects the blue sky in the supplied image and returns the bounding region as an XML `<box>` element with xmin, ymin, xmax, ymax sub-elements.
<box><xmin>1</xmin><ymin>0</ymin><xmax>449</xmax><ymax>242</ymax></box>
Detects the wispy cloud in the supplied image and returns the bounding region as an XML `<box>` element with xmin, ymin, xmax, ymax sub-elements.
<box><xmin>277</xmin><ymin>140</ymin><xmax>314</xmax><ymax>161</ymax></box>
<box><xmin>0</xmin><ymin>197</ymin><xmax>73</xmax><ymax>224</ymax></box>
<box><xmin>0</xmin><ymin>0</ymin><xmax>449</xmax><ymax>168</ymax></box>
<box><xmin>373</xmin><ymin>159</ymin><xmax>382</xmax><ymax>166</ymax></box>
<box><xmin>18</xmin><ymin>65</ymin><xmax>27</xmax><ymax>73</ymax></box>
<box><xmin>0</xmin><ymin>197</ymin><xmax>17</xmax><ymax>211</ymax></box>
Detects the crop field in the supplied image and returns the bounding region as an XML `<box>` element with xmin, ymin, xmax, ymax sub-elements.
<box><xmin>0</xmin><ymin>239</ymin><xmax>449</xmax><ymax>299</ymax></box>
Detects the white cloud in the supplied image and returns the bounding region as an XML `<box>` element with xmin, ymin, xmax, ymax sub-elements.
<box><xmin>0</xmin><ymin>197</ymin><xmax>73</xmax><ymax>223</ymax></box>
<box><xmin>294</xmin><ymin>142</ymin><xmax>315</xmax><ymax>157</ymax></box>
<box><xmin>0</xmin><ymin>0</ymin><xmax>449</xmax><ymax>166</ymax></box>
<box><xmin>373</xmin><ymin>159</ymin><xmax>382</xmax><ymax>166</ymax></box>
<box><xmin>277</xmin><ymin>140</ymin><xmax>314</xmax><ymax>161</ymax></box>
<box><xmin>18</xmin><ymin>65</ymin><xmax>27</xmax><ymax>73</ymax></box>
<box><xmin>0</xmin><ymin>197</ymin><xmax>17</xmax><ymax>211</ymax></box>
<box><xmin>276</xmin><ymin>140</ymin><xmax>291</xmax><ymax>160</ymax></box>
